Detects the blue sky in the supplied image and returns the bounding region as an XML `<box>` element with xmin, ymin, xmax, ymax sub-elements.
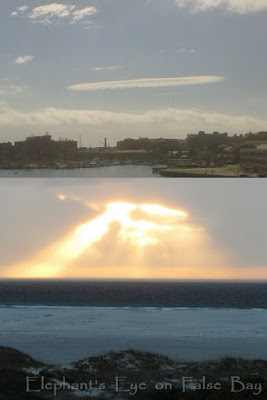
<box><xmin>1</xmin><ymin>0</ymin><xmax>267</xmax><ymax>146</ymax></box>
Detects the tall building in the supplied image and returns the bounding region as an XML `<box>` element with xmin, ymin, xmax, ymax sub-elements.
<box><xmin>15</xmin><ymin>134</ymin><xmax>54</xmax><ymax>160</ymax></box>
<box><xmin>14</xmin><ymin>134</ymin><xmax>77</xmax><ymax>161</ymax></box>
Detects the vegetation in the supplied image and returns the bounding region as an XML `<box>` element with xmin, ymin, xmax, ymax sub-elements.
<box><xmin>0</xmin><ymin>347</ymin><xmax>266</xmax><ymax>399</ymax></box>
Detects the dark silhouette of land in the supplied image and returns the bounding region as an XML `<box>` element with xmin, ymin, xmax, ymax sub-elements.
<box><xmin>0</xmin><ymin>346</ymin><xmax>266</xmax><ymax>399</ymax></box>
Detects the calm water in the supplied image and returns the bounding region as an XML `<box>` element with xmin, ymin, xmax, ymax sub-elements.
<box><xmin>0</xmin><ymin>280</ymin><xmax>267</xmax><ymax>309</ymax></box>
<box><xmin>0</xmin><ymin>165</ymin><xmax>161</xmax><ymax>178</ymax></box>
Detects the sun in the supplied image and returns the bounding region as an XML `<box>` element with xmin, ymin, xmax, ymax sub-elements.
<box><xmin>75</xmin><ymin>202</ymin><xmax>186</xmax><ymax>248</ymax></box>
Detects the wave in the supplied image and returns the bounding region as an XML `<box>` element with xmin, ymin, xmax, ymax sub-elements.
<box><xmin>0</xmin><ymin>305</ymin><xmax>266</xmax><ymax>311</ymax></box>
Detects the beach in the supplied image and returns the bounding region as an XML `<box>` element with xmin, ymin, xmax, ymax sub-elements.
<box><xmin>1</xmin><ymin>307</ymin><xmax>267</xmax><ymax>364</ymax></box>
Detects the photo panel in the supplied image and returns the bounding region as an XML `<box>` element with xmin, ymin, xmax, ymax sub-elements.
<box><xmin>1</xmin><ymin>0</ymin><xmax>267</xmax><ymax>398</ymax></box>
<box><xmin>0</xmin><ymin>178</ymin><xmax>267</xmax><ymax>399</ymax></box>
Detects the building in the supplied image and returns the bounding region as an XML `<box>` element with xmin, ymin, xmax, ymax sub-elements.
<box><xmin>14</xmin><ymin>134</ymin><xmax>77</xmax><ymax>161</ymax></box>
<box><xmin>245</xmin><ymin>131</ymin><xmax>267</xmax><ymax>141</ymax></box>
<box><xmin>15</xmin><ymin>134</ymin><xmax>54</xmax><ymax>160</ymax></box>
<box><xmin>117</xmin><ymin>137</ymin><xmax>183</xmax><ymax>151</ymax></box>
<box><xmin>54</xmin><ymin>138</ymin><xmax>78</xmax><ymax>160</ymax></box>
<box><xmin>117</xmin><ymin>138</ymin><xmax>151</xmax><ymax>150</ymax></box>
<box><xmin>0</xmin><ymin>142</ymin><xmax>14</xmax><ymax>161</ymax></box>
<box><xmin>240</xmin><ymin>146</ymin><xmax>267</xmax><ymax>174</ymax></box>
<box><xmin>187</xmin><ymin>131</ymin><xmax>228</xmax><ymax>149</ymax></box>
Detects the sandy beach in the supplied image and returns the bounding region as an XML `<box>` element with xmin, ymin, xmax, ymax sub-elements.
<box><xmin>1</xmin><ymin>307</ymin><xmax>267</xmax><ymax>364</ymax></box>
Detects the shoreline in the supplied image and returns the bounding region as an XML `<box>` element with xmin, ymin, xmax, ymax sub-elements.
<box><xmin>1</xmin><ymin>307</ymin><xmax>267</xmax><ymax>364</ymax></box>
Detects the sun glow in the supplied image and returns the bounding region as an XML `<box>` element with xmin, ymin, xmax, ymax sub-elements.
<box><xmin>139</xmin><ymin>204</ymin><xmax>187</xmax><ymax>217</ymax></box>
<box><xmin>75</xmin><ymin>202</ymin><xmax>174</xmax><ymax>248</ymax></box>
<box><xmin>7</xmin><ymin>201</ymin><xmax>190</xmax><ymax>278</ymax></box>
<box><xmin>8</xmin><ymin>199</ymin><xmax>257</xmax><ymax>279</ymax></box>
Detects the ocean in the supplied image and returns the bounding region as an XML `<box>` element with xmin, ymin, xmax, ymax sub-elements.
<box><xmin>0</xmin><ymin>280</ymin><xmax>267</xmax><ymax>309</ymax></box>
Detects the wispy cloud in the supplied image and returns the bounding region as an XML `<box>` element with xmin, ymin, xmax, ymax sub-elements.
<box><xmin>0</xmin><ymin>84</ymin><xmax>26</xmax><ymax>97</ymax></box>
<box><xmin>92</xmin><ymin>66</ymin><xmax>124</xmax><ymax>72</ymax></box>
<box><xmin>11</xmin><ymin>3</ymin><xmax>98</xmax><ymax>27</ymax></box>
<box><xmin>72</xmin><ymin>6</ymin><xmax>97</xmax><ymax>22</ymax></box>
<box><xmin>0</xmin><ymin>77</ymin><xmax>27</xmax><ymax>97</ymax></box>
<box><xmin>68</xmin><ymin>76</ymin><xmax>224</xmax><ymax>91</ymax></box>
<box><xmin>11</xmin><ymin>5</ymin><xmax>28</xmax><ymax>16</ymax></box>
<box><xmin>175</xmin><ymin>0</ymin><xmax>267</xmax><ymax>14</ymax></box>
<box><xmin>0</xmin><ymin>83</ymin><xmax>25</xmax><ymax>96</ymax></box>
<box><xmin>14</xmin><ymin>55</ymin><xmax>34</xmax><ymax>65</ymax></box>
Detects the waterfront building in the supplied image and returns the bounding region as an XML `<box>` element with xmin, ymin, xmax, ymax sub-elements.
<box><xmin>14</xmin><ymin>134</ymin><xmax>77</xmax><ymax>161</ymax></box>
<box><xmin>117</xmin><ymin>137</ymin><xmax>183</xmax><ymax>151</ymax></box>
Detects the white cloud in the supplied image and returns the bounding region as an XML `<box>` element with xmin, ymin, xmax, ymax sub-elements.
<box><xmin>92</xmin><ymin>65</ymin><xmax>124</xmax><ymax>71</ymax></box>
<box><xmin>17</xmin><ymin>5</ymin><xmax>29</xmax><ymax>12</ymax></box>
<box><xmin>28</xmin><ymin>3</ymin><xmax>76</xmax><ymax>24</ymax></box>
<box><xmin>11</xmin><ymin>5</ymin><xmax>28</xmax><ymax>16</ymax></box>
<box><xmin>0</xmin><ymin>107</ymin><xmax>147</xmax><ymax>126</ymax></box>
<box><xmin>0</xmin><ymin>107</ymin><xmax>266</xmax><ymax>142</ymax></box>
<box><xmin>11</xmin><ymin>3</ymin><xmax>98</xmax><ymax>26</ymax></box>
<box><xmin>68</xmin><ymin>75</ymin><xmax>224</xmax><ymax>91</ymax></box>
<box><xmin>175</xmin><ymin>0</ymin><xmax>267</xmax><ymax>14</ymax></box>
<box><xmin>14</xmin><ymin>55</ymin><xmax>34</xmax><ymax>65</ymax></box>
<box><xmin>72</xmin><ymin>6</ymin><xmax>97</xmax><ymax>22</ymax></box>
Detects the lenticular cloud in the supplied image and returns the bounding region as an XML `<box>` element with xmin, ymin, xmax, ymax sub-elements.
<box><xmin>68</xmin><ymin>76</ymin><xmax>224</xmax><ymax>91</ymax></box>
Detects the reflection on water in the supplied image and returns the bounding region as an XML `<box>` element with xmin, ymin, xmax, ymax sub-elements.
<box><xmin>0</xmin><ymin>165</ymin><xmax>161</xmax><ymax>178</ymax></box>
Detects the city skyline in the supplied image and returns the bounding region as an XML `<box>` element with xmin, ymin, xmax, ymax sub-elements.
<box><xmin>0</xmin><ymin>129</ymin><xmax>265</xmax><ymax>145</ymax></box>
<box><xmin>0</xmin><ymin>1</ymin><xmax>267</xmax><ymax>146</ymax></box>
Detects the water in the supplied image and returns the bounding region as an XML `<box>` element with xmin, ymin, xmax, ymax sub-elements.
<box><xmin>0</xmin><ymin>165</ymin><xmax>160</xmax><ymax>178</ymax></box>
<box><xmin>0</xmin><ymin>280</ymin><xmax>267</xmax><ymax>309</ymax></box>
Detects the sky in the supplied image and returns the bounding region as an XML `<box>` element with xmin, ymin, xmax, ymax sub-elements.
<box><xmin>0</xmin><ymin>1</ymin><xmax>267</xmax><ymax>146</ymax></box>
<box><xmin>0</xmin><ymin>178</ymin><xmax>266</xmax><ymax>279</ymax></box>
